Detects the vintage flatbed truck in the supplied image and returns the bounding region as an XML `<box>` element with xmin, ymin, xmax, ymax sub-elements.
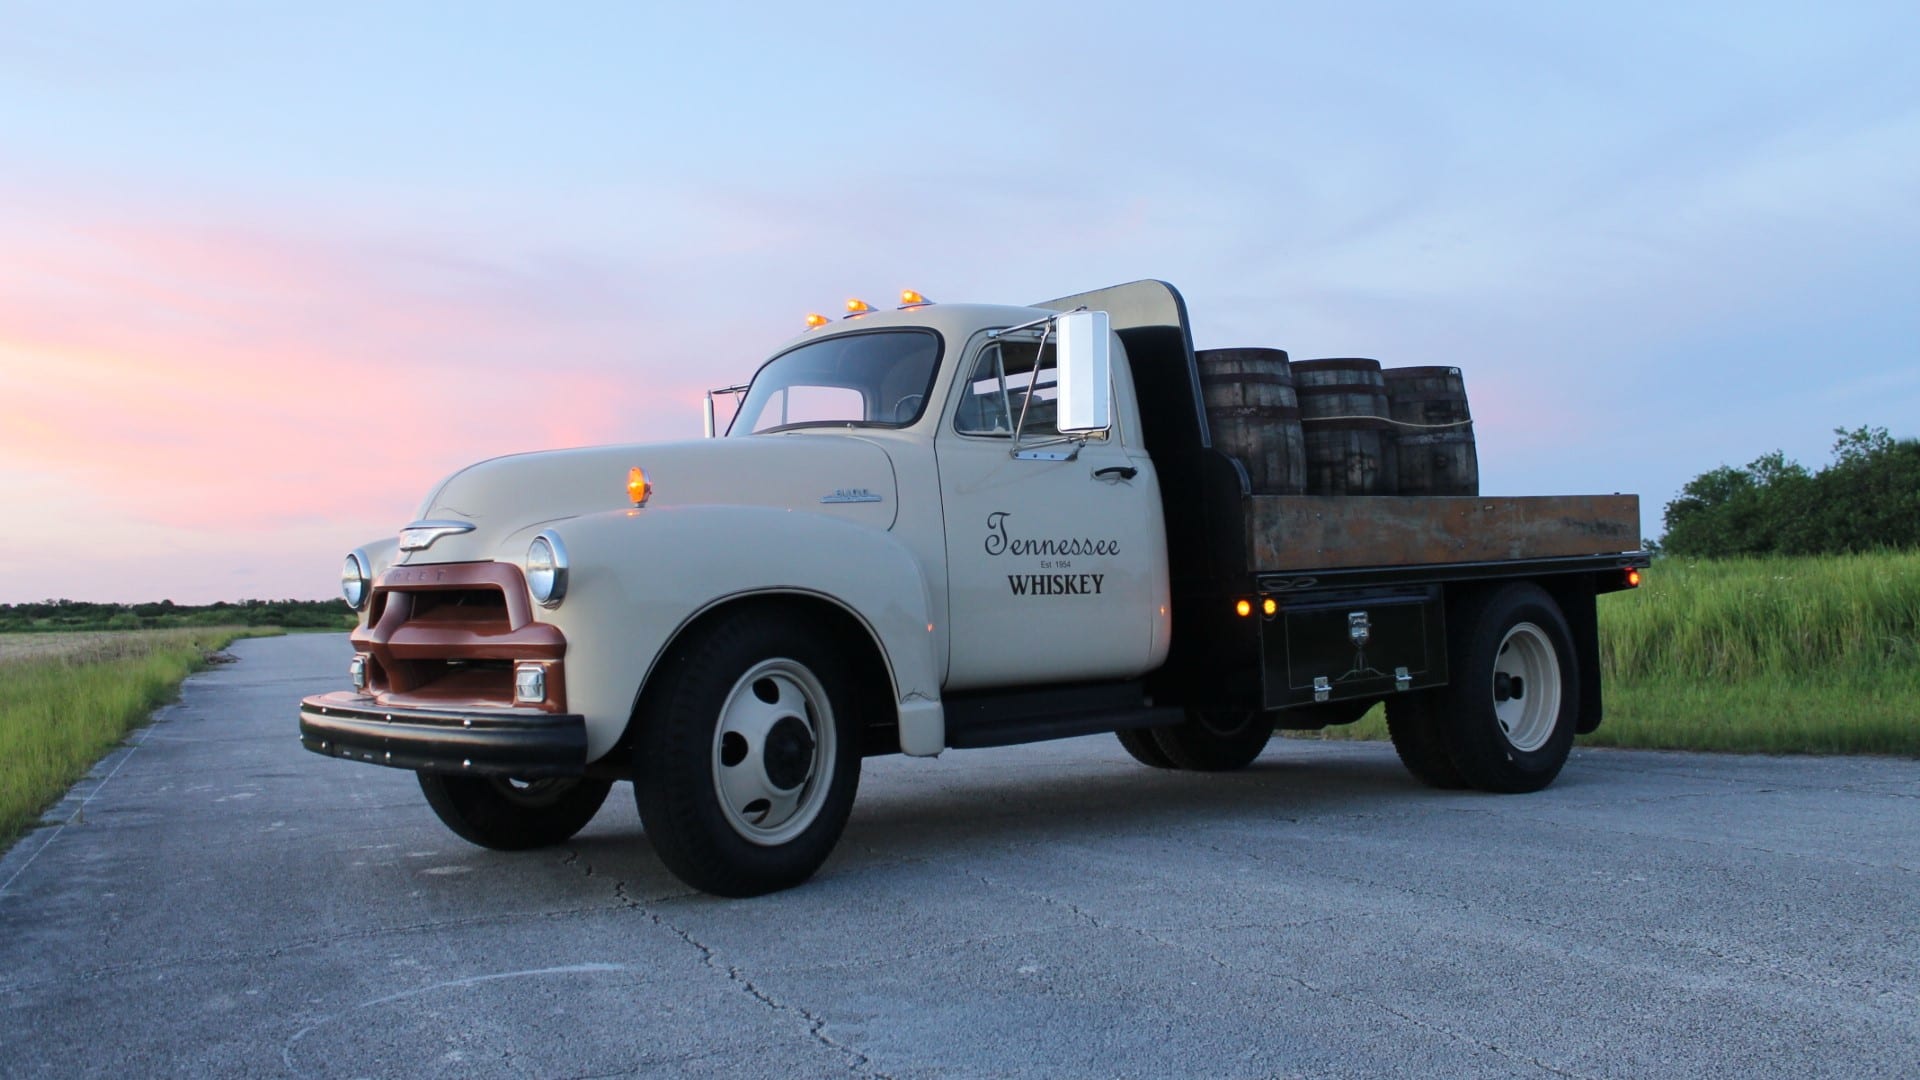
<box><xmin>300</xmin><ymin>280</ymin><xmax>1647</xmax><ymax>896</ymax></box>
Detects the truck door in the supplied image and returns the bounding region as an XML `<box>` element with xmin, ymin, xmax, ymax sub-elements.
<box><xmin>935</xmin><ymin>330</ymin><xmax>1170</xmax><ymax>690</ymax></box>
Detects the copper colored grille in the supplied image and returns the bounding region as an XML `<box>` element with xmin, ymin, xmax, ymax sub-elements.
<box><xmin>351</xmin><ymin>562</ymin><xmax>567</xmax><ymax>712</ymax></box>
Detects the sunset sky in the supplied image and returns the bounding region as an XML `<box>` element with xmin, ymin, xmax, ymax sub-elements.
<box><xmin>3</xmin><ymin>3</ymin><xmax>1916</xmax><ymax>604</ymax></box>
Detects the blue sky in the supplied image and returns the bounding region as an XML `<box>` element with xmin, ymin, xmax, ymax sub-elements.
<box><xmin>2</xmin><ymin>2</ymin><xmax>1916</xmax><ymax>602</ymax></box>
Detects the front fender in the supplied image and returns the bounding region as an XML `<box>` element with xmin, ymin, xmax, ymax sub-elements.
<box><xmin>513</xmin><ymin>506</ymin><xmax>944</xmax><ymax>761</ymax></box>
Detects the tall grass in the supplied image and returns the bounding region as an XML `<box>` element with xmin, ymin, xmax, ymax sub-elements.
<box><xmin>1296</xmin><ymin>551</ymin><xmax>1920</xmax><ymax>756</ymax></box>
<box><xmin>1586</xmin><ymin>551</ymin><xmax>1920</xmax><ymax>754</ymax></box>
<box><xmin>1601</xmin><ymin>552</ymin><xmax>1920</xmax><ymax>680</ymax></box>
<box><xmin>0</xmin><ymin>628</ymin><xmax>271</xmax><ymax>849</ymax></box>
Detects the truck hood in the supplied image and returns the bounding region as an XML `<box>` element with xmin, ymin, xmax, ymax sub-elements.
<box><xmin>395</xmin><ymin>435</ymin><xmax>898</xmax><ymax>566</ymax></box>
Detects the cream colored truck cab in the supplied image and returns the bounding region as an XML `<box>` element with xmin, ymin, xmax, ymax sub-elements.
<box><xmin>300</xmin><ymin>297</ymin><xmax>1172</xmax><ymax>896</ymax></box>
<box><xmin>301</xmin><ymin>280</ymin><xmax>1649</xmax><ymax>896</ymax></box>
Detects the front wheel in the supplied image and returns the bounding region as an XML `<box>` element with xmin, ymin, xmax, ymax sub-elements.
<box><xmin>1433</xmin><ymin>583</ymin><xmax>1581</xmax><ymax>793</ymax></box>
<box><xmin>633</xmin><ymin>610</ymin><xmax>861</xmax><ymax>897</ymax></box>
<box><xmin>417</xmin><ymin>774</ymin><xmax>613</xmax><ymax>851</ymax></box>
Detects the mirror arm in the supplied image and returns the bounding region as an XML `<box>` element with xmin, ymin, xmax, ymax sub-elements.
<box><xmin>701</xmin><ymin>383</ymin><xmax>751</xmax><ymax>438</ymax></box>
<box><xmin>987</xmin><ymin>307</ymin><xmax>1083</xmax><ymax>340</ymax></box>
<box><xmin>1009</xmin><ymin>321</ymin><xmax>1054</xmax><ymax>453</ymax></box>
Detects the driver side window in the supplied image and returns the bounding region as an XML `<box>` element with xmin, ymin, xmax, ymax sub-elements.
<box><xmin>954</xmin><ymin>337</ymin><xmax>1112</xmax><ymax>440</ymax></box>
<box><xmin>954</xmin><ymin>339</ymin><xmax>1059</xmax><ymax>438</ymax></box>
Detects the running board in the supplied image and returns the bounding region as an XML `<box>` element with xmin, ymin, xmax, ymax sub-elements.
<box><xmin>942</xmin><ymin>681</ymin><xmax>1181</xmax><ymax>750</ymax></box>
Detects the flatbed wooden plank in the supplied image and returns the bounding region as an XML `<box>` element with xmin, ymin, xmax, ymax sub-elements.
<box><xmin>1247</xmin><ymin>494</ymin><xmax>1641</xmax><ymax>572</ymax></box>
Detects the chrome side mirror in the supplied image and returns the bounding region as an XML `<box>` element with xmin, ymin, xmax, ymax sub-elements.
<box><xmin>1054</xmin><ymin>310</ymin><xmax>1111</xmax><ymax>434</ymax></box>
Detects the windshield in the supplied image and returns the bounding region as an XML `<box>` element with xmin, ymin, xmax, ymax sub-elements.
<box><xmin>730</xmin><ymin>329</ymin><xmax>942</xmax><ymax>435</ymax></box>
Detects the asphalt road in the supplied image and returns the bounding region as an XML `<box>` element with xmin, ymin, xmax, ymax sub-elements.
<box><xmin>1</xmin><ymin>633</ymin><xmax>1915</xmax><ymax>1078</ymax></box>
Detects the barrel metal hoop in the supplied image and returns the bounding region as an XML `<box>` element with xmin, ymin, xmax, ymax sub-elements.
<box><xmin>1208</xmin><ymin>405</ymin><xmax>1302</xmax><ymax>421</ymax></box>
<box><xmin>1199</xmin><ymin>372</ymin><xmax>1296</xmax><ymax>387</ymax></box>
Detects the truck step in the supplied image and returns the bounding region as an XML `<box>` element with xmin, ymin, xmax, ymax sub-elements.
<box><xmin>943</xmin><ymin>681</ymin><xmax>1181</xmax><ymax>750</ymax></box>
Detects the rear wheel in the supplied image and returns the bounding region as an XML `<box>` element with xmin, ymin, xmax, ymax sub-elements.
<box><xmin>1115</xmin><ymin>727</ymin><xmax>1176</xmax><ymax>768</ymax></box>
<box><xmin>1384</xmin><ymin>694</ymin><xmax>1466</xmax><ymax>789</ymax></box>
<box><xmin>1150</xmin><ymin>708</ymin><xmax>1274</xmax><ymax>771</ymax></box>
<box><xmin>634</xmin><ymin>610</ymin><xmax>861</xmax><ymax>897</ymax></box>
<box><xmin>417</xmin><ymin>774</ymin><xmax>613</xmax><ymax>851</ymax></box>
<box><xmin>1433</xmin><ymin>583</ymin><xmax>1580</xmax><ymax>793</ymax></box>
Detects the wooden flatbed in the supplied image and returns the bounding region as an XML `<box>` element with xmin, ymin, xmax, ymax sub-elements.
<box><xmin>1247</xmin><ymin>494</ymin><xmax>1641</xmax><ymax>572</ymax></box>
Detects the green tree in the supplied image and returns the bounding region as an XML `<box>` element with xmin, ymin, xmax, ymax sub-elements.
<box><xmin>1662</xmin><ymin>426</ymin><xmax>1920</xmax><ymax>557</ymax></box>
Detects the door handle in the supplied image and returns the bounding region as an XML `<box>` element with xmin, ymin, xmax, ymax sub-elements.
<box><xmin>1093</xmin><ymin>466</ymin><xmax>1138</xmax><ymax>481</ymax></box>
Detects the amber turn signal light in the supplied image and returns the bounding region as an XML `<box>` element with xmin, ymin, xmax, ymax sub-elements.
<box><xmin>1235</xmin><ymin>599</ymin><xmax>1252</xmax><ymax>617</ymax></box>
<box><xmin>627</xmin><ymin>466</ymin><xmax>651</xmax><ymax>507</ymax></box>
<box><xmin>1626</xmin><ymin>567</ymin><xmax>1642</xmax><ymax>587</ymax></box>
<box><xmin>1262</xmin><ymin>598</ymin><xmax>1278</xmax><ymax>617</ymax></box>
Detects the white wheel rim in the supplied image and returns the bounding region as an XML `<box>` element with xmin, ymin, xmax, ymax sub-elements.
<box><xmin>1492</xmin><ymin>622</ymin><xmax>1561</xmax><ymax>753</ymax></box>
<box><xmin>710</xmin><ymin>658</ymin><xmax>836</xmax><ymax>846</ymax></box>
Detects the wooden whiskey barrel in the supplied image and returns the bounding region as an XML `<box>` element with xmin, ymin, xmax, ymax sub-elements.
<box><xmin>1292</xmin><ymin>357</ymin><xmax>1397</xmax><ymax>495</ymax></box>
<box><xmin>1195</xmin><ymin>347</ymin><xmax>1305</xmax><ymax>495</ymax></box>
<box><xmin>1382</xmin><ymin>365</ymin><xmax>1478</xmax><ymax>495</ymax></box>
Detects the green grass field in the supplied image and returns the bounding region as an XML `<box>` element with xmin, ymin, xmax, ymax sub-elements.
<box><xmin>1303</xmin><ymin>551</ymin><xmax>1920</xmax><ymax>756</ymax></box>
<box><xmin>0</xmin><ymin>628</ymin><xmax>274</xmax><ymax>849</ymax></box>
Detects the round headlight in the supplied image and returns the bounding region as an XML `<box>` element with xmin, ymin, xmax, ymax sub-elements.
<box><xmin>341</xmin><ymin>550</ymin><xmax>372</xmax><ymax>610</ymax></box>
<box><xmin>527</xmin><ymin>531</ymin><xmax>568</xmax><ymax>607</ymax></box>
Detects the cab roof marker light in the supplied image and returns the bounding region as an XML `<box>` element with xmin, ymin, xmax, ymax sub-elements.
<box><xmin>804</xmin><ymin>313</ymin><xmax>830</xmax><ymax>330</ymax></box>
<box><xmin>898</xmin><ymin>289</ymin><xmax>933</xmax><ymax>309</ymax></box>
<box><xmin>627</xmin><ymin>466</ymin><xmax>651</xmax><ymax>507</ymax></box>
<box><xmin>844</xmin><ymin>298</ymin><xmax>874</xmax><ymax>318</ymax></box>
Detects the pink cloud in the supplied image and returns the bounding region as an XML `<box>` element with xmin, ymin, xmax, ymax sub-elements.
<box><xmin>0</xmin><ymin>203</ymin><xmax>724</xmax><ymax>601</ymax></box>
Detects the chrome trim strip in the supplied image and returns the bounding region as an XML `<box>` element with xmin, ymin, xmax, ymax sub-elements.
<box><xmin>398</xmin><ymin>519</ymin><xmax>477</xmax><ymax>552</ymax></box>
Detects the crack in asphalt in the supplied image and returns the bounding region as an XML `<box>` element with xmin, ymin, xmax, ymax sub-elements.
<box><xmin>1515</xmin><ymin>808</ymin><xmax>1920</xmax><ymax>878</ymax></box>
<box><xmin>279</xmin><ymin>962</ymin><xmax>632</xmax><ymax>1077</ymax></box>
<box><xmin>957</xmin><ymin>862</ymin><xmax>1597</xmax><ymax>1079</ymax></box>
<box><xmin>1577</xmin><ymin>757</ymin><xmax>1919</xmax><ymax>798</ymax></box>
<box><xmin>1194</xmin><ymin>837</ymin><xmax>1920</xmax><ymax>1010</ymax></box>
<box><xmin>569</xmin><ymin>855</ymin><xmax>888</xmax><ymax>1077</ymax></box>
<box><xmin>0</xmin><ymin>905</ymin><xmax>630</xmax><ymax>997</ymax></box>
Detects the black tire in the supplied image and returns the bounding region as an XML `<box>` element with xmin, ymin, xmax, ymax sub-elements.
<box><xmin>1384</xmin><ymin>693</ymin><xmax>1467</xmax><ymax>789</ymax></box>
<box><xmin>633</xmin><ymin>610</ymin><xmax>862</xmax><ymax>897</ymax></box>
<box><xmin>417</xmin><ymin>773</ymin><xmax>613</xmax><ymax>851</ymax></box>
<box><xmin>1434</xmin><ymin>583</ymin><xmax>1581</xmax><ymax>793</ymax></box>
<box><xmin>1115</xmin><ymin>727</ymin><xmax>1176</xmax><ymax>768</ymax></box>
<box><xmin>1150</xmin><ymin>708</ymin><xmax>1275</xmax><ymax>771</ymax></box>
